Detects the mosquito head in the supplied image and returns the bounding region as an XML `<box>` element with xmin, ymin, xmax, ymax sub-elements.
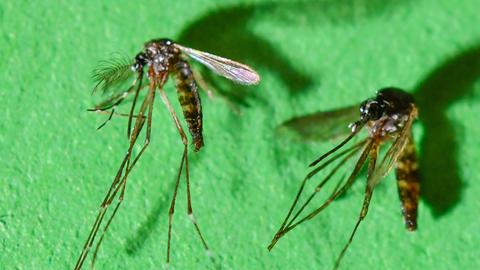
<box><xmin>132</xmin><ymin>52</ymin><xmax>147</xmax><ymax>72</ymax></box>
<box><xmin>360</xmin><ymin>87</ymin><xmax>415</xmax><ymax>138</ymax></box>
<box><xmin>359</xmin><ymin>98</ymin><xmax>384</xmax><ymax>123</ymax></box>
<box><xmin>359</xmin><ymin>87</ymin><xmax>414</xmax><ymax>122</ymax></box>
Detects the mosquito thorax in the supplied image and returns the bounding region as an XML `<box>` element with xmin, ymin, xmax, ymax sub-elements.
<box><xmin>138</xmin><ymin>38</ymin><xmax>180</xmax><ymax>74</ymax></box>
<box><xmin>360</xmin><ymin>87</ymin><xmax>415</xmax><ymax>138</ymax></box>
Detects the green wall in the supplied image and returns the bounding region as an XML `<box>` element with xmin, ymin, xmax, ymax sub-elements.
<box><xmin>1</xmin><ymin>0</ymin><xmax>479</xmax><ymax>269</ymax></box>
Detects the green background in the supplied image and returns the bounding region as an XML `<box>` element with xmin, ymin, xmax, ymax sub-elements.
<box><xmin>1</xmin><ymin>0</ymin><xmax>480</xmax><ymax>269</ymax></box>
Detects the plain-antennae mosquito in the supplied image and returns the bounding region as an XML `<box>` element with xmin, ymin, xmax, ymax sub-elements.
<box><xmin>74</xmin><ymin>38</ymin><xmax>260</xmax><ymax>270</ymax></box>
<box><xmin>268</xmin><ymin>87</ymin><xmax>419</xmax><ymax>270</ymax></box>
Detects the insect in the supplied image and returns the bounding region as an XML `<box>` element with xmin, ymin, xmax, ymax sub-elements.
<box><xmin>74</xmin><ymin>38</ymin><xmax>260</xmax><ymax>270</ymax></box>
<box><xmin>268</xmin><ymin>87</ymin><xmax>419</xmax><ymax>269</ymax></box>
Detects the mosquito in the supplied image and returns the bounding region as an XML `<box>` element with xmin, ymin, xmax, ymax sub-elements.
<box><xmin>268</xmin><ymin>87</ymin><xmax>419</xmax><ymax>269</ymax></box>
<box><xmin>74</xmin><ymin>38</ymin><xmax>260</xmax><ymax>270</ymax></box>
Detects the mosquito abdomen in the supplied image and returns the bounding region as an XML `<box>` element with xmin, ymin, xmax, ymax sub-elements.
<box><xmin>395</xmin><ymin>133</ymin><xmax>420</xmax><ymax>231</ymax></box>
<box><xmin>173</xmin><ymin>60</ymin><xmax>203</xmax><ymax>151</ymax></box>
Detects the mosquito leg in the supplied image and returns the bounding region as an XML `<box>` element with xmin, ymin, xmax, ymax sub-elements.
<box><xmin>88</xmin><ymin>74</ymin><xmax>146</xmax><ymax>130</ymax></box>
<box><xmin>185</xmin><ymin>144</ymin><xmax>211</xmax><ymax>255</ymax></box>
<box><xmin>276</xmin><ymin>143</ymin><xmax>359</xmax><ymax>232</ymax></box>
<box><xmin>167</xmin><ymin>147</ymin><xmax>186</xmax><ymax>264</ymax></box>
<box><xmin>309</xmin><ymin>123</ymin><xmax>364</xmax><ymax>167</ymax></box>
<box><xmin>76</xmin><ymin>132</ymin><xmax>145</xmax><ymax>270</ymax></box>
<box><xmin>127</xmin><ymin>71</ymin><xmax>144</xmax><ymax>139</ymax></box>
<box><xmin>74</xmin><ymin>80</ymin><xmax>155</xmax><ymax>270</ymax></box>
<box><xmin>89</xmin><ymin>81</ymin><xmax>156</xmax><ymax>269</ymax></box>
<box><xmin>161</xmin><ymin>79</ymin><xmax>214</xmax><ymax>265</ymax></box>
<box><xmin>89</xmin><ymin>75</ymin><xmax>142</xmax><ymax>112</ymax></box>
<box><xmin>192</xmin><ymin>67</ymin><xmax>242</xmax><ymax>115</ymax></box>
<box><xmin>96</xmin><ymin>109</ymin><xmax>115</xmax><ymax>130</ymax></box>
<box><xmin>90</xmin><ymin>174</ymin><xmax>128</xmax><ymax>269</ymax></box>
<box><xmin>268</xmin><ymin>140</ymin><xmax>374</xmax><ymax>250</ymax></box>
<box><xmin>160</xmin><ymin>86</ymin><xmax>211</xmax><ymax>264</ymax></box>
<box><xmin>103</xmin><ymin>78</ymin><xmax>154</xmax><ymax>205</ymax></box>
<box><xmin>92</xmin><ymin>110</ymin><xmax>147</xmax><ymax>120</ymax></box>
<box><xmin>268</xmin><ymin>140</ymin><xmax>366</xmax><ymax>250</ymax></box>
<box><xmin>192</xmin><ymin>68</ymin><xmax>214</xmax><ymax>99</ymax></box>
<box><xmin>333</xmin><ymin>141</ymin><xmax>379</xmax><ymax>270</ymax></box>
<box><xmin>297</xmin><ymin>140</ymin><xmax>373</xmax><ymax>226</ymax></box>
<box><xmin>285</xmin><ymin>141</ymin><xmax>366</xmax><ymax>229</ymax></box>
<box><xmin>158</xmin><ymin>88</ymin><xmax>189</xmax><ymax>263</ymax></box>
<box><xmin>74</xmin><ymin>152</ymin><xmax>131</xmax><ymax>270</ymax></box>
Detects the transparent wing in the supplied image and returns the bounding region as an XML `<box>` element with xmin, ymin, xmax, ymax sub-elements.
<box><xmin>92</xmin><ymin>56</ymin><xmax>135</xmax><ymax>93</ymax></box>
<box><xmin>368</xmin><ymin>106</ymin><xmax>418</xmax><ymax>189</ymax></box>
<box><xmin>174</xmin><ymin>44</ymin><xmax>260</xmax><ymax>85</ymax></box>
<box><xmin>276</xmin><ymin>105</ymin><xmax>359</xmax><ymax>142</ymax></box>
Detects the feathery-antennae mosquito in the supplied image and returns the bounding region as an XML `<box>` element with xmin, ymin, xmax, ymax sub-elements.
<box><xmin>74</xmin><ymin>38</ymin><xmax>260</xmax><ymax>270</ymax></box>
<box><xmin>268</xmin><ymin>87</ymin><xmax>419</xmax><ymax>270</ymax></box>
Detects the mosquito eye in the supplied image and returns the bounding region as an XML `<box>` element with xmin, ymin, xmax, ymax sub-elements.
<box><xmin>360</xmin><ymin>100</ymin><xmax>383</xmax><ymax>121</ymax></box>
<box><xmin>133</xmin><ymin>53</ymin><xmax>147</xmax><ymax>71</ymax></box>
<box><xmin>367</xmin><ymin>102</ymin><xmax>383</xmax><ymax>120</ymax></box>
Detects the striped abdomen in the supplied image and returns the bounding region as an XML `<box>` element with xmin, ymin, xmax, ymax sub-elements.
<box><xmin>395</xmin><ymin>133</ymin><xmax>420</xmax><ymax>231</ymax></box>
<box><xmin>173</xmin><ymin>60</ymin><xmax>203</xmax><ymax>151</ymax></box>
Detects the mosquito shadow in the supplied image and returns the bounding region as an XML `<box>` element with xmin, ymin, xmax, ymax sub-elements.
<box><xmin>177</xmin><ymin>3</ymin><xmax>314</xmax><ymax>108</ymax></box>
<box><xmin>265</xmin><ymin>0</ymin><xmax>411</xmax><ymax>25</ymax></box>
<box><xmin>125</xmin><ymin>188</ymin><xmax>171</xmax><ymax>255</ymax></box>
<box><xmin>413</xmin><ymin>45</ymin><xmax>480</xmax><ymax>217</ymax></box>
<box><xmin>176</xmin><ymin>0</ymin><xmax>412</xmax><ymax>109</ymax></box>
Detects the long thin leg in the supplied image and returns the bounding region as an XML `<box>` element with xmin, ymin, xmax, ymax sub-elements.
<box><xmin>74</xmin><ymin>140</ymin><xmax>134</xmax><ymax>270</ymax></box>
<box><xmin>95</xmin><ymin>109</ymin><xmax>115</xmax><ymax>130</ymax></box>
<box><xmin>94</xmin><ymin>109</ymin><xmax>147</xmax><ymax>131</ymax></box>
<box><xmin>309</xmin><ymin>123</ymin><xmax>364</xmax><ymax>167</ymax></box>
<box><xmin>159</xmin><ymin>88</ymin><xmax>210</xmax><ymax>264</ymax></box>
<box><xmin>167</xmin><ymin>146</ymin><xmax>186</xmax><ymax>264</ymax></box>
<box><xmin>185</xmin><ymin>149</ymin><xmax>219</xmax><ymax>269</ymax></box>
<box><xmin>88</xmin><ymin>74</ymin><xmax>147</xmax><ymax>130</ymax></box>
<box><xmin>285</xmin><ymin>141</ymin><xmax>367</xmax><ymax>229</ymax></box>
<box><xmin>75</xmin><ymin>100</ymin><xmax>143</xmax><ymax>270</ymax></box>
<box><xmin>159</xmin><ymin>88</ymin><xmax>188</xmax><ymax>264</ymax></box>
<box><xmin>127</xmin><ymin>71</ymin><xmax>144</xmax><ymax>138</ymax></box>
<box><xmin>90</xmin><ymin>75</ymin><xmax>142</xmax><ymax>111</ymax></box>
<box><xmin>333</xmin><ymin>141</ymin><xmax>379</xmax><ymax>270</ymax></box>
<box><xmin>92</xmin><ymin>110</ymin><xmax>147</xmax><ymax>120</ymax></box>
<box><xmin>185</xmin><ymin>145</ymin><xmax>210</xmax><ymax>253</ymax></box>
<box><xmin>74</xmin><ymin>78</ymin><xmax>155</xmax><ymax>270</ymax></box>
<box><xmin>192</xmin><ymin>68</ymin><xmax>214</xmax><ymax>99</ymax></box>
<box><xmin>272</xmin><ymin>140</ymin><xmax>366</xmax><ymax>240</ymax></box>
<box><xmin>268</xmin><ymin>140</ymin><xmax>373</xmax><ymax>250</ymax></box>
<box><xmin>89</xmin><ymin>79</ymin><xmax>157</xmax><ymax>269</ymax></box>
<box><xmin>294</xmin><ymin>140</ymin><xmax>374</xmax><ymax>227</ymax></box>
<box><xmin>95</xmin><ymin>107</ymin><xmax>145</xmax><ymax>132</ymax></box>
<box><xmin>192</xmin><ymin>67</ymin><xmax>241</xmax><ymax>115</ymax></box>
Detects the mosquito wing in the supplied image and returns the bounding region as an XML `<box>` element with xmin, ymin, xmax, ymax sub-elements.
<box><xmin>277</xmin><ymin>105</ymin><xmax>359</xmax><ymax>142</ymax></box>
<box><xmin>174</xmin><ymin>44</ymin><xmax>260</xmax><ymax>85</ymax></box>
<box><xmin>92</xmin><ymin>56</ymin><xmax>135</xmax><ymax>93</ymax></box>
